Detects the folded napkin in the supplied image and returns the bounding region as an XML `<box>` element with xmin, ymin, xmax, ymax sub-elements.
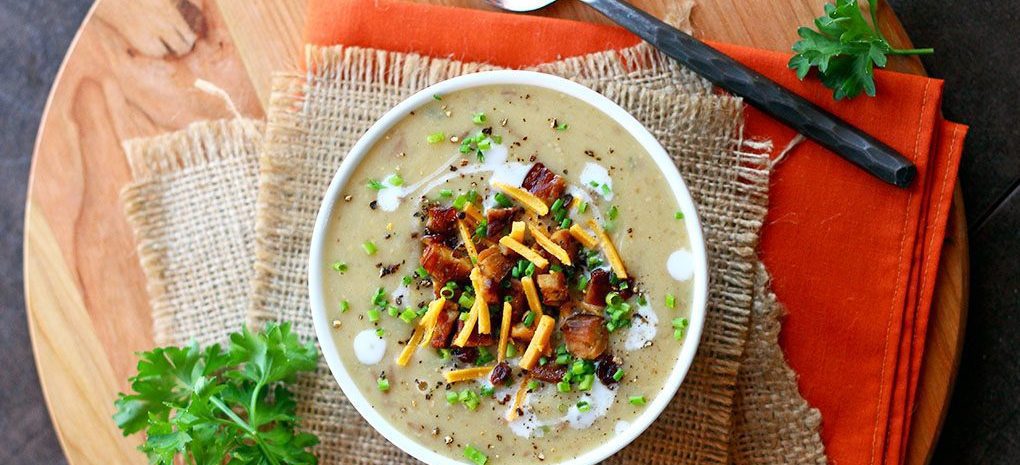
<box><xmin>303</xmin><ymin>2</ymin><xmax>967</xmax><ymax>465</ymax></box>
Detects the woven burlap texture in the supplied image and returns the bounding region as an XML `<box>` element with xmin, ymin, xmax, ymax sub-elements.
<box><xmin>246</xmin><ymin>42</ymin><xmax>824</xmax><ymax>464</ymax></box>
<box><xmin>121</xmin><ymin>118</ymin><xmax>263</xmax><ymax>347</ymax></box>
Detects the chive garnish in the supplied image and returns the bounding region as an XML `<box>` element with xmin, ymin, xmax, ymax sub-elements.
<box><xmin>426</xmin><ymin>131</ymin><xmax>445</xmax><ymax>144</ymax></box>
<box><xmin>377</xmin><ymin>376</ymin><xmax>390</xmax><ymax>391</ymax></box>
<box><xmin>367</xmin><ymin>309</ymin><xmax>381</xmax><ymax>322</ymax></box>
<box><xmin>472</xmin><ymin>112</ymin><xmax>487</xmax><ymax>124</ymax></box>
<box><xmin>665</xmin><ymin>293</ymin><xmax>676</xmax><ymax>309</ymax></box>
<box><xmin>464</xmin><ymin>445</ymin><xmax>488</xmax><ymax>465</ymax></box>
<box><xmin>439</xmin><ymin>189</ymin><xmax>453</xmax><ymax>199</ymax></box>
<box><xmin>367</xmin><ymin>179</ymin><xmax>385</xmax><ymax>190</ymax></box>
<box><xmin>674</xmin><ymin>210</ymin><xmax>685</xmax><ymax>220</ymax></box>
<box><xmin>362</xmin><ymin>240</ymin><xmax>378</xmax><ymax>255</ymax></box>
<box><xmin>629</xmin><ymin>395</ymin><xmax>646</xmax><ymax>406</ymax></box>
<box><xmin>339</xmin><ymin>300</ymin><xmax>349</xmax><ymax>313</ymax></box>
<box><xmin>332</xmin><ymin>261</ymin><xmax>348</xmax><ymax>273</ymax></box>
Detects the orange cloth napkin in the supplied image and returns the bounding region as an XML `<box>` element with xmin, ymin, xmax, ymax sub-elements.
<box><xmin>304</xmin><ymin>2</ymin><xmax>968</xmax><ymax>464</ymax></box>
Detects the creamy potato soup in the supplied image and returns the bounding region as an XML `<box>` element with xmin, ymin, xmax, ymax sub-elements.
<box><xmin>321</xmin><ymin>85</ymin><xmax>694</xmax><ymax>464</ymax></box>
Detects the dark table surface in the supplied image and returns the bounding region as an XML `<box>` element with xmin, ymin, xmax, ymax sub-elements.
<box><xmin>1</xmin><ymin>0</ymin><xmax>1017</xmax><ymax>464</ymax></box>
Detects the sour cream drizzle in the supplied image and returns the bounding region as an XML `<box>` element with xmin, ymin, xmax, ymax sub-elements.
<box><xmin>579</xmin><ymin>162</ymin><xmax>614</xmax><ymax>201</ymax></box>
<box><xmin>352</xmin><ymin>329</ymin><xmax>386</xmax><ymax>365</ymax></box>
<box><xmin>624</xmin><ymin>300</ymin><xmax>659</xmax><ymax>351</ymax></box>
<box><xmin>666</xmin><ymin>249</ymin><xmax>694</xmax><ymax>282</ymax></box>
<box><xmin>507</xmin><ymin>380</ymin><xmax>618</xmax><ymax>438</ymax></box>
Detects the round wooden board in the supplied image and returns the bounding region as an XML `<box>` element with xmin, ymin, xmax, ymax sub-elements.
<box><xmin>24</xmin><ymin>0</ymin><xmax>966</xmax><ymax>464</ymax></box>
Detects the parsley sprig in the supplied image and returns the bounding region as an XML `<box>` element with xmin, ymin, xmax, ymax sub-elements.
<box><xmin>788</xmin><ymin>0</ymin><xmax>933</xmax><ymax>100</ymax></box>
<box><xmin>113</xmin><ymin>322</ymin><xmax>320</xmax><ymax>465</ymax></box>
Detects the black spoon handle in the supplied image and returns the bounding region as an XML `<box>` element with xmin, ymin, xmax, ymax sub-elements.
<box><xmin>582</xmin><ymin>0</ymin><xmax>917</xmax><ymax>188</ymax></box>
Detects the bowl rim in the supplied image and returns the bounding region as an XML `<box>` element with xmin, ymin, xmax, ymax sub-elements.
<box><xmin>308</xmin><ymin>70</ymin><xmax>708</xmax><ymax>465</ymax></box>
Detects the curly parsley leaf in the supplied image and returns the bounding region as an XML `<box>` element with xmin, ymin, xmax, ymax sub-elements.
<box><xmin>788</xmin><ymin>0</ymin><xmax>932</xmax><ymax>100</ymax></box>
<box><xmin>114</xmin><ymin>322</ymin><xmax>319</xmax><ymax>465</ymax></box>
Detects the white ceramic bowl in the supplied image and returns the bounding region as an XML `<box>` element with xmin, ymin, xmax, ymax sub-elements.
<box><xmin>309</xmin><ymin>70</ymin><xmax>708</xmax><ymax>465</ymax></box>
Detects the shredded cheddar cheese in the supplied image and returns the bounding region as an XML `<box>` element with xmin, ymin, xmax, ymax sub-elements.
<box><xmin>570</xmin><ymin>197</ymin><xmax>581</xmax><ymax>210</ymax></box>
<box><xmin>520</xmin><ymin>276</ymin><xmax>543</xmax><ymax>318</ymax></box>
<box><xmin>397</xmin><ymin>327</ymin><xmax>425</xmax><ymax>366</ymax></box>
<box><xmin>443</xmin><ymin>366</ymin><xmax>494</xmax><ymax>383</ymax></box>
<box><xmin>518</xmin><ymin>315</ymin><xmax>555</xmax><ymax>370</ymax></box>
<box><xmin>453</xmin><ymin>300</ymin><xmax>481</xmax><ymax>347</ymax></box>
<box><xmin>498</xmin><ymin>302</ymin><xmax>511</xmax><ymax>362</ymax></box>
<box><xmin>491</xmin><ymin>181</ymin><xmax>549</xmax><ymax>216</ymax></box>
<box><xmin>509</xmin><ymin>221</ymin><xmax>526</xmax><ymax>242</ymax></box>
<box><xmin>568</xmin><ymin>224</ymin><xmax>599</xmax><ymax>249</ymax></box>
<box><xmin>527</xmin><ymin>223</ymin><xmax>572</xmax><ymax>266</ymax></box>
<box><xmin>506</xmin><ymin>376</ymin><xmax>531</xmax><ymax>421</ymax></box>
<box><xmin>463</xmin><ymin>202</ymin><xmax>484</xmax><ymax>222</ymax></box>
<box><xmin>418</xmin><ymin>297</ymin><xmax>447</xmax><ymax>348</ymax></box>
<box><xmin>498</xmin><ymin>236</ymin><xmax>549</xmax><ymax>270</ymax></box>
<box><xmin>589</xmin><ymin>220</ymin><xmax>628</xmax><ymax>279</ymax></box>
<box><xmin>468</xmin><ymin>268</ymin><xmax>492</xmax><ymax>334</ymax></box>
<box><xmin>458</xmin><ymin>220</ymin><xmax>479</xmax><ymax>263</ymax></box>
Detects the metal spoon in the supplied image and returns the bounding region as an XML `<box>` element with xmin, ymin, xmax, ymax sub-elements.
<box><xmin>485</xmin><ymin>0</ymin><xmax>917</xmax><ymax>188</ymax></box>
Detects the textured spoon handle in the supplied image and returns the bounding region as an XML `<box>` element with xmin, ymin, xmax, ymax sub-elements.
<box><xmin>582</xmin><ymin>0</ymin><xmax>917</xmax><ymax>187</ymax></box>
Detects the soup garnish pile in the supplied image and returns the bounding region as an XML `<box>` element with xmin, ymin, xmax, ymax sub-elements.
<box><xmin>322</xmin><ymin>85</ymin><xmax>694</xmax><ymax>464</ymax></box>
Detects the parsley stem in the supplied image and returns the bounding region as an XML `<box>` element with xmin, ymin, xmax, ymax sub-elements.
<box><xmin>209</xmin><ymin>395</ymin><xmax>282</xmax><ymax>465</ymax></box>
<box><xmin>888</xmin><ymin>47</ymin><xmax>934</xmax><ymax>56</ymax></box>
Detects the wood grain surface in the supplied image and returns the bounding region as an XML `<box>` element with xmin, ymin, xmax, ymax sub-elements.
<box><xmin>22</xmin><ymin>0</ymin><xmax>965</xmax><ymax>464</ymax></box>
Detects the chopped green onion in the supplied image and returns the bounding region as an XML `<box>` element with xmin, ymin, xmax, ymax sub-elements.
<box><xmin>459</xmin><ymin>390</ymin><xmax>481</xmax><ymax>410</ymax></box>
<box><xmin>607</xmin><ymin>205</ymin><xmax>619</xmax><ymax>220</ymax></box>
<box><xmin>555</xmin><ymin>122</ymin><xmax>569</xmax><ymax>131</ymax></box>
<box><xmin>578</xmin><ymin>201</ymin><xmax>588</xmax><ymax>213</ymax></box>
<box><xmin>539</xmin><ymin>356</ymin><xmax>548</xmax><ymax>366</ymax></box>
<box><xmin>463</xmin><ymin>445</ymin><xmax>488</xmax><ymax>465</ymax></box>
<box><xmin>416</xmin><ymin>265</ymin><xmax>428</xmax><ymax>278</ymax></box>
<box><xmin>491</xmin><ymin>134</ymin><xmax>503</xmax><ymax>144</ymax></box>
<box><xmin>402</xmin><ymin>275</ymin><xmax>413</xmax><ymax>286</ymax></box>
<box><xmin>367</xmin><ymin>179</ymin><xmax>385</xmax><ymax>190</ymax></box>
<box><xmin>472</xmin><ymin>112</ymin><xmax>487</xmax><ymax>124</ymax></box>
<box><xmin>458</xmin><ymin>312</ymin><xmax>469</xmax><ymax>321</ymax></box>
<box><xmin>458</xmin><ymin>293</ymin><xmax>475</xmax><ymax>309</ymax></box>
<box><xmin>505</xmin><ymin>343</ymin><xmax>518</xmax><ymax>359</ymax></box>
<box><xmin>560</xmin><ymin>218</ymin><xmax>572</xmax><ymax>229</ymax></box>
<box><xmin>387</xmin><ymin>306</ymin><xmax>399</xmax><ymax>317</ymax></box>
<box><xmin>674</xmin><ymin>211</ymin><xmax>685</xmax><ymax>220</ymax></box>
<box><xmin>377</xmin><ymin>377</ymin><xmax>390</xmax><ymax>391</ymax></box>
<box><xmin>494</xmin><ymin>192</ymin><xmax>513</xmax><ymax>208</ymax></box>
<box><xmin>550</xmin><ymin>198</ymin><xmax>564</xmax><ymax>212</ymax></box>
<box><xmin>480</xmin><ymin>385</ymin><xmax>495</xmax><ymax>397</ymax></box>
<box><xmin>439</xmin><ymin>348</ymin><xmax>452</xmax><ymax>360</ymax></box>
<box><xmin>466</xmin><ymin>189</ymin><xmax>479</xmax><ymax>203</ymax></box>
<box><xmin>524</xmin><ymin>262</ymin><xmax>536</xmax><ymax>276</ymax></box>
<box><xmin>665</xmin><ymin>293</ymin><xmax>676</xmax><ymax>309</ymax></box>
<box><xmin>576</xmin><ymin>274</ymin><xmax>590</xmax><ymax>291</ymax></box>
<box><xmin>427</xmin><ymin>131</ymin><xmax>445</xmax><ymax>144</ymax></box>
<box><xmin>446</xmin><ymin>391</ymin><xmax>459</xmax><ymax>404</ymax></box>
<box><xmin>331</xmin><ymin>261</ymin><xmax>348</xmax><ymax>273</ymax></box>
<box><xmin>375</xmin><ymin>328</ymin><xmax>385</xmax><ymax>337</ymax></box>
<box><xmin>637</xmin><ymin>294</ymin><xmax>648</xmax><ymax>306</ymax></box>
<box><xmin>601</xmin><ymin>184</ymin><xmax>612</xmax><ymax>195</ymax></box>
<box><xmin>399</xmin><ymin>308</ymin><xmax>418</xmax><ymax>324</ymax></box>
<box><xmin>555</xmin><ymin>354</ymin><xmax>571</xmax><ymax>365</ymax></box>
<box><xmin>477</xmin><ymin>138</ymin><xmax>491</xmax><ymax>151</ymax></box>
<box><xmin>589</xmin><ymin>181</ymin><xmax>600</xmax><ymax>189</ymax></box>
<box><xmin>433</xmin><ymin>94</ymin><xmax>443</xmax><ymax>101</ymax></box>
<box><xmin>629</xmin><ymin>395</ymin><xmax>647</xmax><ymax>406</ymax></box>
<box><xmin>387</xmin><ymin>173</ymin><xmax>404</xmax><ymax>187</ymax></box>
<box><xmin>339</xmin><ymin>300</ymin><xmax>350</xmax><ymax>313</ymax></box>
<box><xmin>672</xmin><ymin>317</ymin><xmax>690</xmax><ymax>340</ymax></box>
<box><xmin>452</xmin><ymin>193</ymin><xmax>468</xmax><ymax>210</ymax></box>
<box><xmin>570</xmin><ymin>360</ymin><xmax>586</xmax><ymax>375</ymax></box>
<box><xmin>362</xmin><ymin>240</ymin><xmax>378</xmax><ymax>255</ymax></box>
<box><xmin>527</xmin><ymin>380</ymin><xmax>540</xmax><ymax>391</ymax></box>
<box><xmin>612</xmin><ymin>368</ymin><xmax>625</xmax><ymax>382</ymax></box>
<box><xmin>476</xmin><ymin>347</ymin><xmax>494</xmax><ymax>366</ymax></box>
<box><xmin>578</xmin><ymin>374</ymin><xmax>595</xmax><ymax>391</ymax></box>
<box><xmin>367</xmin><ymin>309</ymin><xmax>381</xmax><ymax>322</ymax></box>
<box><xmin>577</xmin><ymin>401</ymin><xmax>591</xmax><ymax>412</ymax></box>
<box><xmin>439</xmin><ymin>188</ymin><xmax>454</xmax><ymax>199</ymax></box>
<box><xmin>522</xmin><ymin>311</ymin><xmax>535</xmax><ymax>328</ymax></box>
<box><xmin>556</xmin><ymin>381</ymin><xmax>571</xmax><ymax>393</ymax></box>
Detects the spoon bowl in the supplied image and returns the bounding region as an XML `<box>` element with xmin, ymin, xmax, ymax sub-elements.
<box><xmin>484</xmin><ymin>0</ymin><xmax>556</xmax><ymax>12</ymax></box>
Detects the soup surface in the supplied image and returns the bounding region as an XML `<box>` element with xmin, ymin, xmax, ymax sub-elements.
<box><xmin>320</xmin><ymin>84</ymin><xmax>695</xmax><ymax>464</ymax></box>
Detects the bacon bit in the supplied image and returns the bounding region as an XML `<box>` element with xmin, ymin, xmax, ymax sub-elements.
<box><xmin>486</xmin><ymin>207</ymin><xmax>521</xmax><ymax>238</ymax></box>
<box><xmin>588</xmin><ymin>220</ymin><xmax>628</xmax><ymax>279</ymax></box>
<box><xmin>455</xmin><ymin>318</ymin><xmax>497</xmax><ymax>347</ymax></box>
<box><xmin>520</xmin><ymin>276</ymin><xmax>544</xmax><ymax>318</ymax></box>
<box><xmin>426</xmin><ymin>207</ymin><xmax>459</xmax><ymax>234</ymax></box>
<box><xmin>536</xmin><ymin>272</ymin><xmax>568</xmax><ymax>306</ymax></box>
<box><xmin>550</xmin><ymin>229</ymin><xmax>579</xmax><ymax>263</ymax></box>
<box><xmin>506</xmin><ymin>376</ymin><xmax>531</xmax><ymax>421</ymax></box>
<box><xmin>420</xmin><ymin>241</ymin><xmax>472</xmax><ymax>285</ymax></box>
<box><xmin>430</xmin><ymin>307</ymin><xmax>459</xmax><ymax>348</ymax></box>
<box><xmin>518</xmin><ymin>315</ymin><xmax>555</xmax><ymax>370</ymax></box>
<box><xmin>568</xmin><ymin>224</ymin><xmax>599</xmax><ymax>249</ymax></box>
<box><xmin>397</xmin><ymin>326</ymin><xmax>425</xmax><ymax>366</ymax></box>
<box><xmin>418</xmin><ymin>297</ymin><xmax>448</xmax><ymax>347</ymax></box>
<box><xmin>492</xmin><ymin>181</ymin><xmax>549</xmax><ymax>216</ymax></box>
<box><xmin>497</xmin><ymin>302</ymin><xmax>512</xmax><ymax>362</ymax></box>
<box><xmin>509</xmin><ymin>221</ymin><xmax>526</xmax><ymax>242</ymax></box>
<box><xmin>453</xmin><ymin>300</ymin><xmax>480</xmax><ymax>347</ymax></box>
<box><xmin>521</xmin><ymin>163</ymin><xmax>566</xmax><ymax>205</ymax></box>
<box><xmin>561</xmin><ymin>313</ymin><xmax>609</xmax><ymax>360</ymax></box>
<box><xmin>444</xmin><ymin>366</ymin><xmax>494</xmax><ymax>383</ymax></box>
<box><xmin>511</xmin><ymin>322</ymin><xmax>536</xmax><ymax>342</ymax></box>
<box><xmin>463</xmin><ymin>203</ymin><xmax>484</xmax><ymax>222</ymax></box>
<box><xmin>457</xmin><ymin>220</ymin><xmax>479</xmax><ymax>263</ymax></box>
<box><xmin>583</xmin><ymin>269</ymin><xmax>612</xmax><ymax>307</ymax></box>
<box><xmin>499</xmin><ymin>236</ymin><xmax>549</xmax><ymax>270</ymax></box>
<box><xmin>528</xmin><ymin>224</ymin><xmax>572</xmax><ymax>266</ymax></box>
<box><xmin>528</xmin><ymin>362</ymin><xmax>567</xmax><ymax>383</ymax></box>
<box><xmin>467</xmin><ymin>269</ymin><xmax>491</xmax><ymax>335</ymax></box>
<box><xmin>476</xmin><ymin>247</ymin><xmax>514</xmax><ymax>303</ymax></box>
<box><xmin>506</xmin><ymin>279</ymin><xmax>527</xmax><ymax>322</ymax></box>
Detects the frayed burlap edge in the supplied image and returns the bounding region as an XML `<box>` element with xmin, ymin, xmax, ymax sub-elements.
<box><xmin>121</xmin><ymin>118</ymin><xmax>263</xmax><ymax>347</ymax></box>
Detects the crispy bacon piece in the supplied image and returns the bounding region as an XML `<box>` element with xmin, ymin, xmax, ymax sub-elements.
<box><xmin>506</xmin><ymin>279</ymin><xmax>527</xmax><ymax>323</ymax></box>
<box><xmin>455</xmin><ymin>319</ymin><xmax>497</xmax><ymax>347</ymax></box>
<box><xmin>521</xmin><ymin>163</ymin><xmax>566</xmax><ymax>205</ymax></box>
<box><xmin>550</xmin><ymin>229</ymin><xmax>579</xmax><ymax>263</ymax></box>
<box><xmin>536</xmin><ymin>272</ymin><xmax>568</xmax><ymax>306</ymax></box>
<box><xmin>510</xmin><ymin>323</ymin><xmax>535</xmax><ymax>342</ymax></box>
<box><xmin>430</xmin><ymin>306</ymin><xmax>460</xmax><ymax>348</ymax></box>
<box><xmin>425</xmin><ymin>206</ymin><xmax>459</xmax><ymax>234</ymax></box>
<box><xmin>557</xmin><ymin>301</ymin><xmax>602</xmax><ymax>321</ymax></box>
<box><xmin>421</xmin><ymin>241</ymin><xmax>472</xmax><ymax>285</ymax></box>
<box><xmin>583</xmin><ymin>269</ymin><xmax>612</xmax><ymax>307</ymax></box>
<box><xmin>476</xmin><ymin>246</ymin><xmax>514</xmax><ymax>303</ymax></box>
<box><xmin>561</xmin><ymin>313</ymin><xmax>609</xmax><ymax>360</ymax></box>
<box><xmin>528</xmin><ymin>362</ymin><xmax>567</xmax><ymax>383</ymax></box>
<box><xmin>485</xmin><ymin>207</ymin><xmax>522</xmax><ymax>238</ymax></box>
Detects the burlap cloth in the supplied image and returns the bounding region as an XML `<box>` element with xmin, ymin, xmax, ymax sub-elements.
<box><xmin>120</xmin><ymin>43</ymin><xmax>826</xmax><ymax>465</ymax></box>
